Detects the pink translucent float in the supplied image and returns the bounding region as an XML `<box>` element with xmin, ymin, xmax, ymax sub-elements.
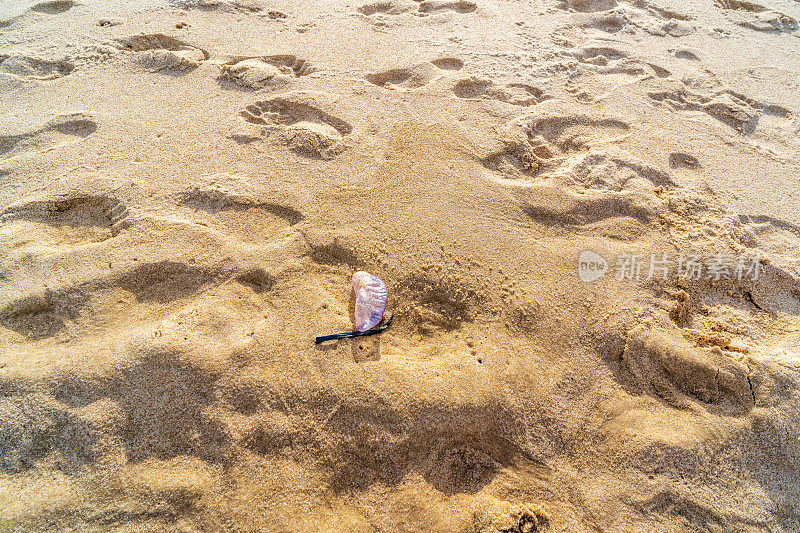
<box><xmin>314</xmin><ymin>271</ymin><xmax>392</xmax><ymax>345</ymax></box>
<box><xmin>352</xmin><ymin>271</ymin><xmax>388</xmax><ymax>332</ymax></box>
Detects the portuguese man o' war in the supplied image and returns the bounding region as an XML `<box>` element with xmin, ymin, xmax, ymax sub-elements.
<box><xmin>352</xmin><ymin>271</ymin><xmax>388</xmax><ymax>332</ymax></box>
<box><xmin>314</xmin><ymin>271</ymin><xmax>393</xmax><ymax>345</ymax></box>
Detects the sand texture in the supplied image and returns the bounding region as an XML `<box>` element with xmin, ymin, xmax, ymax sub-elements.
<box><xmin>1</xmin><ymin>0</ymin><xmax>800</xmax><ymax>531</ymax></box>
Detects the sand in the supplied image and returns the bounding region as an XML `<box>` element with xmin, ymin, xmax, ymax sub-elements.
<box><xmin>1</xmin><ymin>0</ymin><xmax>799</xmax><ymax>531</ymax></box>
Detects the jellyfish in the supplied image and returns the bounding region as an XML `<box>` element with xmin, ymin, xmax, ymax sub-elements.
<box><xmin>352</xmin><ymin>271</ymin><xmax>388</xmax><ymax>332</ymax></box>
<box><xmin>314</xmin><ymin>271</ymin><xmax>392</xmax><ymax>344</ymax></box>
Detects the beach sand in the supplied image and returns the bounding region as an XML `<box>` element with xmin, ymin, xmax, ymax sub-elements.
<box><xmin>1</xmin><ymin>0</ymin><xmax>800</xmax><ymax>530</ymax></box>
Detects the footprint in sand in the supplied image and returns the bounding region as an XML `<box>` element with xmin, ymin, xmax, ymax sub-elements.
<box><xmin>0</xmin><ymin>113</ymin><xmax>97</xmax><ymax>160</ymax></box>
<box><xmin>175</xmin><ymin>0</ymin><xmax>286</xmax><ymax>17</ymax></box>
<box><xmin>416</xmin><ymin>0</ymin><xmax>477</xmax><ymax>15</ymax></box>
<box><xmin>555</xmin><ymin>0</ymin><xmax>694</xmax><ymax>36</ymax></box>
<box><xmin>647</xmin><ymin>86</ymin><xmax>793</xmax><ymax>135</ymax></box>
<box><xmin>473</xmin><ymin>504</ymin><xmax>551</xmax><ymax>533</ymax></box>
<box><xmin>0</xmin><ymin>193</ymin><xmax>132</xmax><ymax>339</ymax></box>
<box><xmin>238</xmin><ymin>92</ymin><xmax>353</xmax><ymax>158</ymax></box>
<box><xmin>357</xmin><ymin>0</ymin><xmax>475</xmax><ymax>16</ymax></box>
<box><xmin>176</xmin><ymin>186</ymin><xmax>303</xmax><ymax>245</ymax></box>
<box><xmin>30</xmin><ymin>0</ymin><xmax>74</xmax><ymax>14</ymax></box>
<box><xmin>452</xmin><ymin>77</ymin><xmax>549</xmax><ymax>106</ymax></box>
<box><xmin>0</xmin><ymin>286</ymin><xmax>91</xmax><ymax>339</ymax></box>
<box><xmin>714</xmin><ymin>0</ymin><xmax>798</xmax><ymax>33</ymax></box>
<box><xmin>732</xmin><ymin>215</ymin><xmax>800</xmax><ymax>259</ymax></box>
<box><xmin>357</xmin><ymin>0</ymin><xmax>417</xmax><ymax>15</ymax></box>
<box><xmin>219</xmin><ymin>55</ymin><xmax>312</xmax><ymax>90</ymax></box>
<box><xmin>557</xmin><ymin>0</ymin><xmax>618</xmax><ymax>12</ymax></box>
<box><xmin>198</xmin><ymin>0</ymin><xmax>264</xmax><ymax>13</ymax></box>
<box><xmin>571</xmin><ymin>46</ymin><xmax>671</xmax><ymax>78</ymax></box>
<box><xmin>0</xmin><ymin>54</ymin><xmax>74</xmax><ymax>81</ymax></box>
<box><xmin>0</xmin><ymin>0</ymin><xmax>74</xmax><ymax>26</ymax></box>
<box><xmin>366</xmin><ymin>58</ymin><xmax>463</xmax><ymax>89</ymax></box>
<box><xmin>0</xmin><ymin>187</ymin><xmax>289</xmax><ymax>342</ymax></box>
<box><xmin>670</xmin><ymin>49</ymin><xmax>701</xmax><ymax>61</ymax></box>
<box><xmin>0</xmin><ymin>189</ymin><xmax>287</xmax><ymax>342</ymax></box>
<box><xmin>0</xmin><ymin>259</ymin><xmax>230</xmax><ymax>340</ymax></box>
<box><xmin>115</xmin><ymin>34</ymin><xmax>209</xmax><ymax>73</ymax></box>
<box><xmin>481</xmin><ymin>114</ymin><xmax>631</xmax><ymax>181</ymax></box>
<box><xmin>481</xmin><ymin>115</ymin><xmax>676</xmax><ymax>240</ymax></box>
<box><xmin>562</xmin><ymin>46</ymin><xmax>671</xmax><ymax>103</ymax></box>
<box><xmin>423</xmin><ymin>435</ymin><xmax>550</xmax><ymax>493</ymax></box>
<box><xmin>621</xmin><ymin>325</ymin><xmax>754</xmax><ymax>414</ymax></box>
<box><xmin>516</xmin><ymin>153</ymin><xmax>673</xmax><ymax>239</ymax></box>
<box><xmin>669</xmin><ymin>152</ymin><xmax>700</xmax><ymax>169</ymax></box>
<box><xmin>0</xmin><ymin>193</ymin><xmax>131</xmax><ymax>250</ymax></box>
<box><xmin>556</xmin><ymin>11</ymin><xmax>631</xmax><ymax>33</ymax></box>
<box><xmin>628</xmin><ymin>0</ymin><xmax>695</xmax><ymax>35</ymax></box>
